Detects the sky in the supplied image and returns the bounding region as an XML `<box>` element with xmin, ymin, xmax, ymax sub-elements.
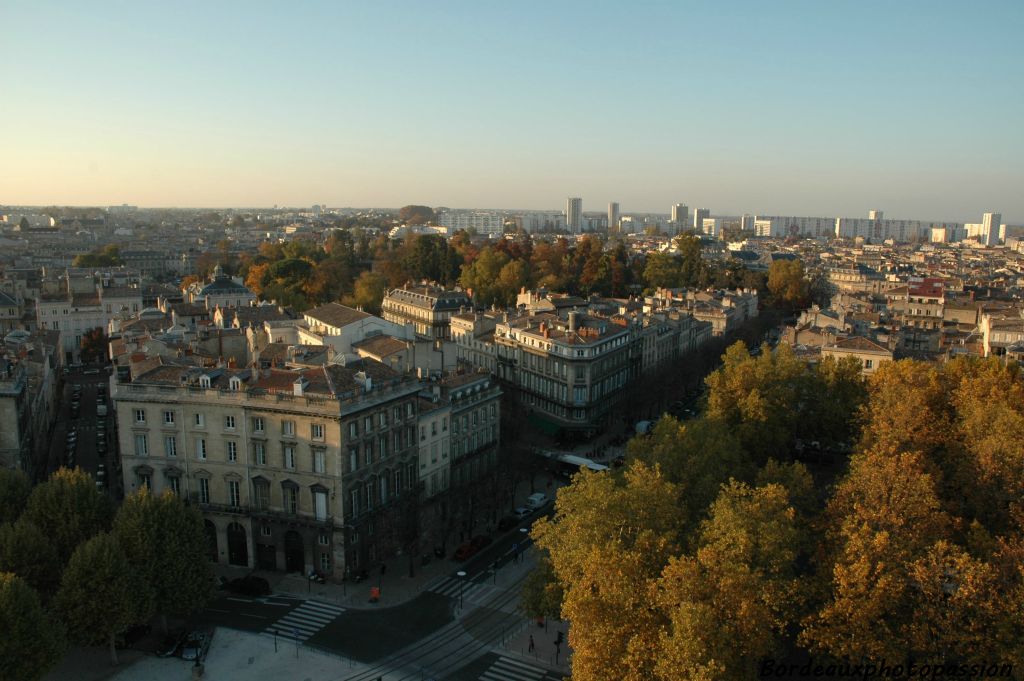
<box><xmin>1</xmin><ymin>1</ymin><xmax>1022</xmax><ymax>222</ymax></box>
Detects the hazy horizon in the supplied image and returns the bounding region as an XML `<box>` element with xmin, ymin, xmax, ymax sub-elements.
<box><xmin>2</xmin><ymin>1</ymin><xmax>1021</xmax><ymax>222</ymax></box>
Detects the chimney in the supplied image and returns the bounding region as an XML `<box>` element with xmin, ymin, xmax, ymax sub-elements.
<box><xmin>293</xmin><ymin>377</ymin><xmax>308</xmax><ymax>396</ymax></box>
<box><xmin>568</xmin><ymin>311</ymin><xmax>579</xmax><ymax>333</ymax></box>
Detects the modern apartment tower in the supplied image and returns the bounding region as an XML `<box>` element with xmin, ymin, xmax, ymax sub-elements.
<box><xmin>693</xmin><ymin>208</ymin><xmax>710</xmax><ymax>234</ymax></box>
<box><xmin>566</xmin><ymin>197</ymin><xmax>583</xmax><ymax>233</ymax></box>
<box><xmin>608</xmin><ymin>202</ymin><xmax>620</xmax><ymax>232</ymax></box>
<box><xmin>671</xmin><ymin>203</ymin><xmax>688</xmax><ymax>226</ymax></box>
<box><xmin>982</xmin><ymin>212</ymin><xmax>1002</xmax><ymax>246</ymax></box>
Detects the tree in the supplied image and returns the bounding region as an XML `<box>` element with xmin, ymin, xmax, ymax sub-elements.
<box><xmin>0</xmin><ymin>519</ymin><xmax>61</xmax><ymax>595</ymax></box>
<box><xmin>398</xmin><ymin>205</ymin><xmax>436</xmax><ymax>225</ymax></box>
<box><xmin>519</xmin><ymin>556</ymin><xmax>563</xmax><ymax>620</ymax></box>
<box><xmin>343</xmin><ymin>271</ymin><xmax>388</xmax><ymax>315</ymax></box>
<box><xmin>54</xmin><ymin>533</ymin><xmax>151</xmax><ymax>666</ymax></box>
<box><xmin>24</xmin><ymin>468</ymin><xmax>113</xmax><ymax>565</ymax></box>
<box><xmin>532</xmin><ymin>463</ymin><xmax>682</xmax><ymax>681</ymax></box>
<box><xmin>766</xmin><ymin>259</ymin><xmax>809</xmax><ymax>308</ymax></box>
<box><xmin>657</xmin><ymin>482</ymin><xmax>804</xmax><ymax>680</ymax></box>
<box><xmin>113</xmin><ymin>490</ymin><xmax>213</xmax><ymax>633</ymax></box>
<box><xmin>643</xmin><ymin>252</ymin><xmax>681</xmax><ymax>290</ymax></box>
<box><xmin>0</xmin><ymin>573</ymin><xmax>66</xmax><ymax>681</ymax></box>
<box><xmin>79</xmin><ymin>327</ymin><xmax>108</xmax><ymax>364</ymax></box>
<box><xmin>0</xmin><ymin>468</ymin><xmax>29</xmax><ymax>524</ymax></box>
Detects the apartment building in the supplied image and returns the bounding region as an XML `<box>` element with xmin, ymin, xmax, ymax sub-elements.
<box><xmin>36</xmin><ymin>279</ymin><xmax>143</xmax><ymax>363</ymax></box>
<box><xmin>114</xmin><ymin>357</ymin><xmax>421</xmax><ymax>579</ymax></box>
<box><xmin>381</xmin><ymin>285</ymin><xmax>471</xmax><ymax>341</ymax></box>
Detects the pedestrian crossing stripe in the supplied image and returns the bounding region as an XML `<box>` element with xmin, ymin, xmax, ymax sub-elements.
<box><xmin>263</xmin><ymin>599</ymin><xmax>344</xmax><ymax>642</ymax></box>
<box><xmin>480</xmin><ymin>656</ymin><xmax>549</xmax><ymax>681</ymax></box>
<box><xmin>427</xmin><ymin>576</ymin><xmax>493</xmax><ymax>601</ymax></box>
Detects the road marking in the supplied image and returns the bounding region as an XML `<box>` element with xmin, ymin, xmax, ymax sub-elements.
<box><xmin>480</xmin><ymin>655</ymin><xmax>549</xmax><ymax>681</ymax></box>
<box><xmin>226</xmin><ymin>597</ymin><xmax>254</xmax><ymax>603</ymax></box>
<box><xmin>262</xmin><ymin>599</ymin><xmax>345</xmax><ymax>642</ymax></box>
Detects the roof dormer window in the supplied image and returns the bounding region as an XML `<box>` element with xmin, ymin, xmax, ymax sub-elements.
<box><xmin>199</xmin><ymin>375</ymin><xmax>211</xmax><ymax>388</ymax></box>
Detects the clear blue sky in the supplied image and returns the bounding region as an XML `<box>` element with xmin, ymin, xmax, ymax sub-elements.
<box><xmin>2</xmin><ymin>1</ymin><xmax>1021</xmax><ymax>222</ymax></box>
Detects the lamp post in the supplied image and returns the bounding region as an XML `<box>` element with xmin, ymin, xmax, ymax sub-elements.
<box><xmin>518</xmin><ymin>527</ymin><xmax>528</xmax><ymax>563</ymax></box>
<box><xmin>456</xmin><ymin>570</ymin><xmax>467</xmax><ymax>609</ymax></box>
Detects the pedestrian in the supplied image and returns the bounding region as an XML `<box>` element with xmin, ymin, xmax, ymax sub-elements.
<box><xmin>529</xmin><ymin>634</ymin><xmax>535</xmax><ymax>652</ymax></box>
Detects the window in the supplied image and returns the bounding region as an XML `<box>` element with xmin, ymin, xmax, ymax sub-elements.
<box><xmin>224</xmin><ymin>415</ymin><xmax>235</xmax><ymax>430</ymax></box>
<box><xmin>393</xmin><ymin>432</ymin><xmax>401</xmax><ymax>452</ymax></box>
<box><xmin>379</xmin><ymin>436</ymin><xmax>387</xmax><ymax>458</ymax></box>
<box><xmin>431</xmin><ymin>443</ymin><xmax>438</xmax><ymax>464</ymax></box>
<box><xmin>406</xmin><ymin>463</ymin><xmax>416</xmax><ymax>488</ymax></box>
<box><xmin>364</xmin><ymin>481</ymin><xmax>373</xmax><ymax>510</ymax></box>
<box><xmin>167</xmin><ymin>476</ymin><xmax>180</xmax><ymax>496</ymax></box>
<box><xmin>198</xmin><ymin>477</ymin><xmax>210</xmax><ymax>504</ymax></box>
<box><xmin>379</xmin><ymin>476</ymin><xmax>388</xmax><ymax>504</ymax></box>
<box><xmin>260</xmin><ymin>526</ymin><xmax>272</xmax><ymax>538</ymax></box>
<box><xmin>313</xmin><ymin>449</ymin><xmax>326</xmax><ymax>474</ymax></box>
<box><xmin>282</xmin><ymin>486</ymin><xmax>297</xmax><ymax>514</ymax></box>
<box><xmin>284</xmin><ymin>445</ymin><xmax>295</xmax><ymax>470</ymax></box>
<box><xmin>314</xmin><ymin>491</ymin><xmax>328</xmax><ymax>521</ymax></box>
<box><xmin>320</xmin><ymin>552</ymin><xmax>330</xmax><ymax>572</ymax></box>
<box><xmin>442</xmin><ymin>416</ymin><xmax>448</xmax><ymax>432</ymax></box>
<box><xmin>163</xmin><ymin>410</ymin><xmax>175</xmax><ymax>425</ymax></box>
<box><xmin>865</xmin><ymin>359</ymin><xmax>874</xmax><ymax>369</ymax></box>
<box><xmin>363</xmin><ymin>416</ymin><xmax>372</xmax><ymax>433</ymax></box>
<box><xmin>350</xmin><ymin>489</ymin><xmax>359</xmax><ymax>516</ymax></box>
<box><xmin>138</xmin><ymin>472</ymin><xmax>152</xmax><ymax>489</ymax></box>
<box><xmin>254</xmin><ymin>481</ymin><xmax>269</xmax><ymax>510</ymax></box>
<box><xmin>134</xmin><ymin>409</ymin><xmax>146</xmax><ymax>424</ymax></box>
<box><xmin>311</xmin><ymin>423</ymin><xmax>325</xmax><ymax>441</ymax></box>
<box><xmin>134</xmin><ymin>434</ymin><xmax>148</xmax><ymax>457</ymax></box>
<box><xmin>252</xmin><ymin>417</ymin><xmax>265</xmax><ymax>433</ymax></box>
<box><xmin>254</xmin><ymin>441</ymin><xmax>266</xmax><ymax>465</ymax></box>
<box><xmin>363</xmin><ymin>441</ymin><xmax>373</xmax><ymax>466</ymax></box>
<box><xmin>406</xmin><ymin>402</ymin><xmax>413</xmax><ymax>418</ymax></box>
<box><xmin>194</xmin><ymin>413</ymin><xmax>205</xmax><ymax>427</ymax></box>
<box><xmin>282</xmin><ymin>420</ymin><xmax>295</xmax><ymax>437</ymax></box>
<box><xmin>379</xmin><ymin>412</ymin><xmax>387</xmax><ymax>428</ymax></box>
<box><xmin>431</xmin><ymin>421</ymin><xmax>437</xmax><ymax>436</ymax></box>
<box><xmin>319</xmin><ymin>533</ymin><xmax>329</xmax><ymax>546</ymax></box>
<box><xmin>394</xmin><ymin>468</ymin><xmax>403</xmax><ymax>494</ymax></box>
<box><xmin>393</xmin><ymin>406</ymin><xmax>400</xmax><ymax>422</ymax></box>
<box><xmin>227</xmin><ymin>441</ymin><xmax>237</xmax><ymax>462</ymax></box>
<box><xmin>348</xmin><ymin>447</ymin><xmax>358</xmax><ymax>473</ymax></box>
<box><xmin>164</xmin><ymin>436</ymin><xmax>177</xmax><ymax>457</ymax></box>
<box><xmin>228</xmin><ymin>480</ymin><xmax>240</xmax><ymax>507</ymax></box>
<box><xmin>489</xmin><ymin>404</ymin><xmax>496</xmax><ymax>420</ymax></box>
<box><xmin>348</xmin><ymin>421</ymin><xmax>358</xmax><ymax>439</ymax></box>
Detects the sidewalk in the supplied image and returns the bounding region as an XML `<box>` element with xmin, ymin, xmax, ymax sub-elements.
<box><xmin>502</xmin><ymin>614</ymin><xmax>572</xmax><ymax>676</ymax></box>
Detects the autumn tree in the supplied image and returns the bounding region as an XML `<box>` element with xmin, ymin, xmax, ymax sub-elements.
<box><xmin>24</xmin><ymin>468</ymin><xmax>113</xmax><ymax>565</ymax></box>
<box><xmin>79</xmin><ymin>327</ymin><xmax>108</xmax><ymax>364</ymax></box>
<box><xmin>54</xmin><ymin>533</ymin><xmax>151</xmax><ymax>666</ymax></box>
<box><xmin>532</xmin><ymin>463</ymin><xmax>682</xmax><ymax>681</ymax></box>
<box><xmin>398</xmin><ymin>205</ymin><xmax>436</xmax><ymax>225</ymax></box>
<box><xmin>519</xmin><ymin>556</ymin><xmax>563</xmax><ymax>621</ymax></box>
<box><xmin>113</xmin><ymin>489</ymin><xmax>213</xmax><ymax>633</ymax></box>
<box><xmin>766</xmin><ymin>259</ymin><xmax>809</xmax><ymax>308</ymax></box>
<box><xmin>657</xmin><ymin>481</ymin><xmax>804</xmax><ymax>680</ymax></box>
<box><xmin>343</xmin><ymin>271</ymin><xmax>388</xmax><ymax>315</ymax></box>
<box><xmin>0</xmin><ymin>573</ymin><xmax>66</xmax><ymax>681</ymax></box>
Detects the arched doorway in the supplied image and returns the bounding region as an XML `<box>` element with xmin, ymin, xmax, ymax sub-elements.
<box><xmin>285</xmin><ymin>530</ymin><xmax>304</xmax><ymax>573</ymax></box>
<box><xmin>227</xmin><ymin>522</ymin><xmax>248</xmax><ymax>567</ymax></box>
<box><xmin>204</xmin><ymin>520</ymin><xmax>218</xmax><ymax>562</ymax></box>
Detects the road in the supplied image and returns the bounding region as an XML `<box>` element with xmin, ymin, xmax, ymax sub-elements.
<box><xmin>197</xmin><ymin>510</ymin><xmax>562</xmax><ymax>680</ymax></box>
<box><xmin>46</xmin><ymin>365</ymin><xmax>121</xmax><ymax>496</ymax></box>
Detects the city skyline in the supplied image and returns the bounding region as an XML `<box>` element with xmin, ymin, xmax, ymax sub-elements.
<box><xmin>2</xmin><ymin>2</ymin><xmax>1022</xmax><ymax>221</ymax></box>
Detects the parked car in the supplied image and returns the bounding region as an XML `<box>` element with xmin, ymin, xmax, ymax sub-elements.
<box><xmin>226</xmin><ymin>575</ymin><xmax>271</xmax><ymax>596</ymax></box>
<box><xmin>525</xmin><ymin>492</ymin><xmax>549</xmax><ymax>510</ymax></box>
<box><xmin>180</xmin><ymin>631</ymin><xmax>209</xmax><ymax>661</ymax></box>
<box><xmin>497</xmin><ymin>515</ymin><xmax>519</xmax><ymax>531</ymax></box>
<box><xmin>453</xmin><ymin>542</ymin><xmax>477</xmax><ymax>561</ymax></box>
<box><xmin>513</xmin><ymin>506</ymin><xmax>532</xmax><ymax>520</ymax></box>
<box><xmin>470</xmin><ymin>535</ymin><xmax>492</xmax><ymax>550</ymax></box>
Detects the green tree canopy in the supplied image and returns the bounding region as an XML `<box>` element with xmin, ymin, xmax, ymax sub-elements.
<box><xmin>0</xmin><ymin>468</ymin><xmax>30</xmax><ymax>525</ymax></box>
<box><xmin>398</xmin><ymin>205</ymin><xmax>436</xmax><ymax>225</ymax></box>
<box><xmin>54</xmin><ymin>533</ymin><xmax>151</xmax><ymax>665</ymax></box>
<box><xmin>0</xmin><ymin>572</ymin><xmax>66</xmax><ymax>681</ymax></box>
<box><xmin>0</xmin><ymin>519</ymin><xmax>61</xmax><ymax>595</ymax></box>
<box><xmin>24</xmin><ymin>468</ymin><xmax>113</xmax><ymax>565</ymax></box>
<box><xmin>113</xmin><ymin>490</ymin><xmax>213</xmax><ymax>632</ymax></box>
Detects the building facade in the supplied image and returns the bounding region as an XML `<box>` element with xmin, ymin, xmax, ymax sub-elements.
<box><xmin>381</xmin><ymin>285</ymin><xmax>471</xmax><ymax>341</ymax></box>
<box><xmin>565</xmin><ymin>198</ymin><xmax>583</xmax><ymax>234</ymax></box>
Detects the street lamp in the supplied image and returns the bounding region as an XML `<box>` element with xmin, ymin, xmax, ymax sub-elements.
<box><xmin>456</xmin><ymin>570</ymin><xmax>467</xmax><ymax>609</ymax></box>
<box><xmin>518</xmin><ymin>527</ymin><xmax>528</xmax><ymax>563</ymax></box>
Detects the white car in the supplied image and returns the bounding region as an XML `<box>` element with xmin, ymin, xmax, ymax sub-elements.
<box><xmin>513</xmin><ymin>507</ymin><xmax>532</xmax><ymax>520</ymax></box>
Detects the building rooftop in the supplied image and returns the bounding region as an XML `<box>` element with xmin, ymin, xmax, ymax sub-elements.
<box><xmin>304</xmin><ymin>302</ymin><xmax>372</xmax><ymax>329</ymax></box>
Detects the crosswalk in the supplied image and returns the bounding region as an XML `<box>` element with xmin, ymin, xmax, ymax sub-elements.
<box><xmin>479</xmin><ymin>655</ymin><xmax>557</xmax><ymax>681</ymax></box>
<box><xmin>263</xmin><ymin>599</ymin><xmax>345</xmax><ymax>642</ymax></box>
<box><xmin>428</xmin><ymin>575</ymin><xmax>496</xmax><ymax>605</ymax></box>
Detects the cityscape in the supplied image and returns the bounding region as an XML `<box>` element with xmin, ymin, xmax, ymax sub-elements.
<box><xmin>2</xmin><ymin>3</ymin><xmax>1024</xmax><ymax>681</ymax></box>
